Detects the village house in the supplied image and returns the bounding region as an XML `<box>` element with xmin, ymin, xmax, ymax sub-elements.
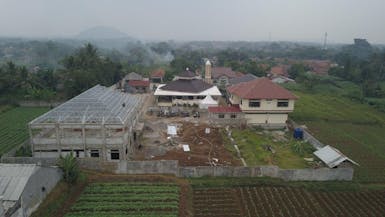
<box><xmin>208</xmin><ymin>61</ymin><xmax>244</xmax><ymax>88</ymax></box>
<box><xmin>303</xmin><ymin>60</ymin><xmax>332</xmax><ymax>75</ymax></box>
<box><xmin>150</xmin><ymin>69</ymin><xmax>166</xmax><ymax>90</ymax></box>
<box><xmin>228</xmin><ymin>73</ymin><xmax>258</xmax><ymax>86</ymax></box>
<box><xmin>154</xmin><ymin>68</ymin><xmax>221</xmax><ymax>107</ymax></box>
<box><xmin>121</xmin><ymin>72</ymin><xmax>150</xmax><ymax>93</ymax></box>
<box><xmin>268</xmin><ymin>65</ymin><xmax>290</xmax><ymax>77</ymax></box>
<box><xmin>210</xmin><ymin>78</ymin><xmax>297</xmax><ymax>127</ymax></box>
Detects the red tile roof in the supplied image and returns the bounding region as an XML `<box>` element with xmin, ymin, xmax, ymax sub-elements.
<box><xmin>227</xmin><ymin>77</ymin><xmax>298</xmax><ymax>99</ymax></box>
<box><xmin>128</xmin><ymin>80</ymin><xmax>150</xmax><ymax>87</ymax></box>
<box><xmin>212</xmin><ymin>67</ymin><xmax>244</xmax><ymax>79</ymax></box>
<box><xmin>303</xmin><ymin>60</ymin><xmax>331</xmax><ymax>75</ymax></box>
<box><xmin>151</xmin><ymin>69</ymin><xmax>165</xmax><ymax>78</ymax></box>
<box><xmin>270</xmin><ymin>66</ymin><xmax>289</xmax><ymax>76</ymax></box>
<box><xmin>208</xmin><ymin>106</ymin><xmax>242</xmax><ymax>113</ymax></box>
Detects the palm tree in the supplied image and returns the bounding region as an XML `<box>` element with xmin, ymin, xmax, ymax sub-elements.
<box><xmin>58</xmin><ymin>152</ymin><xmax>79</xmax><ymax>184</ymax></box>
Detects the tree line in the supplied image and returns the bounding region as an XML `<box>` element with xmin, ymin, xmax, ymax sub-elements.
<box><xmin>0</xmin><ymin>43</ymin><xmax>124</xmax><ymax>103</ymax></box>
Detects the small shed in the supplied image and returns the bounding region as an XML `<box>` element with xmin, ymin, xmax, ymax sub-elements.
<box><xmin>314</xmin><ymin>145</ymin><xmax>359</xmax><ymax>168</ymax></box>
<box><xmin>199</xmin><ymin>95</ymin><xmax>218</xmax><ymax>109</ymax></box>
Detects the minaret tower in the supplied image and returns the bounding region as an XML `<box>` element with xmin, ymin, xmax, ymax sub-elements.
<box><xmin>205</xmin><ymin>59</ymin><xmax>212</xmax><ymax>84</ymax></box>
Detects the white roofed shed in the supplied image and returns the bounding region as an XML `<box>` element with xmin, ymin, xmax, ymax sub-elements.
<box><xmin>314</xmin><ymin>145</ymin><xmax>359</xmax><ymax>168</ymax></box>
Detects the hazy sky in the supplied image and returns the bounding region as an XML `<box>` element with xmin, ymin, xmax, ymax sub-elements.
<box><xmin>1</xmin><ymin>0</ymin><xmax>385</xmax><ymax>43</ymax></box>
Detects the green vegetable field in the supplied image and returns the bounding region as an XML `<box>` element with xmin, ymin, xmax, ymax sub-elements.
<box><xmin>65</xmin><ymin>182</ymin><xmax>180</xmax><ymax>217</ymax></box>
<box><xmin>290</xmin><ymin>92</ymin><xmax>385</xmax><ymax>182</ymax></box>
<box><xmin>0</xmin><ymin>107</ymin><xmax>48</xmax><ymax>156</ymax></box>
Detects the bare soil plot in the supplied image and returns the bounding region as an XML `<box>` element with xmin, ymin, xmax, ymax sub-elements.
<box><xmin>151</xmin><ymin>121</ymin><xmax>242</xmax><ymax>166</ymax></box>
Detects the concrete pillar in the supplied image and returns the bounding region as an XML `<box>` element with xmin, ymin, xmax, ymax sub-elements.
<box><xmin>122</xmin><ymin>127</ymin><xmax>127</xmax><ymax>160</ymax></box>
<box><xmin>102</xmin><ymin>124</ymin><xmax>106</xmax><ymax>161</ymax></box>
<box><xmin>82</xmin><ymin>125</ymin><xmax>86</xmax><ymax>157</ymax></box>
<box><xmin>28</xmin><ymin>125</ymin><xmax>34</xmax><ymax>154</ymax></box>
<box><xmin>55</xmin><ymin>123</ymin><xmax>61</xmax><ymax>156</ymax></box>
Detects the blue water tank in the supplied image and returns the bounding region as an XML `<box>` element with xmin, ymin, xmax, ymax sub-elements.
<box><xmin>293</xmin><ymin>128</ymin><xmax>304</xmax><ymax>139</ymax></box>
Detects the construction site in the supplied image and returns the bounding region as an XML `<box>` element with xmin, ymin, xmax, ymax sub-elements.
<box><xmin>29</xmin><ymin>85</ymin><xmax>145</xmax><ymax>161</ymax></box>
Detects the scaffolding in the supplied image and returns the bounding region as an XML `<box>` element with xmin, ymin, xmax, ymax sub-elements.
<box><xmin>29</xmin><ymin>85</ymin><xmax>145</xmax><ymax>161</ymax></box>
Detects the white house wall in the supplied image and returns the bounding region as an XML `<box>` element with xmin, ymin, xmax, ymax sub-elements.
<box><xmin>244</xmin><ymin>113</ymin><xmax>288</xmax><ymax>125</ymax></box>
<box><xmin>240</xmin><ymin>99</ymin><xmax>295</xmax><ymax>112</ymax></box>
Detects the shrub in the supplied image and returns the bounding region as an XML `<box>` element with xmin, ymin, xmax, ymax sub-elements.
<box><xmin>58</xmin><ymin>152</ymin><xmax>79</xmax><ymax>184</ymax></box>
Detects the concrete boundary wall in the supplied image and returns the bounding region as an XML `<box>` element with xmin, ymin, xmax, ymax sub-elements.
<box><xmin>117</xmin><ymin>160</ymin><xmax>179</xmax><ymax>175</ymax></box>
<box><xmin>1</xmin><ymin>157</ymin><xmax>353</xmax><ymax>181</ymax></box>
<box><xmin>177</xmin><ymin>166</ymin><xmax>353</xmax><ymax>181</ymax></box>
<box><xmin>1</xmin><ymin>157</ymin><xmax>58</xmax><ymax>166</ymax></box>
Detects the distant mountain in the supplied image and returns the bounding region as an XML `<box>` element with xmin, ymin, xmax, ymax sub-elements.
<box><xmin>75</xmin><ymin>26</ymin><xmax>130</xmax><ymax>39</ymax></box>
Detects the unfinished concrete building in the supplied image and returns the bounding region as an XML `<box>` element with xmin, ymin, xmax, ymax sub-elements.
<box><xmin>29</xmin><ymin>85</ymin><xmax>144</xmax><ymax>161</ymax></box>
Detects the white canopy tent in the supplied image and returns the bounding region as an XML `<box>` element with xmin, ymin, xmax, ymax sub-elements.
<box><xmin>199</xmin><ymin>95</ymin><xmax>218</xmax><ymax>109</ymax></box>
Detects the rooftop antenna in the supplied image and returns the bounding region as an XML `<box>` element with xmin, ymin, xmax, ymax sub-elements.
<box><xmin>323</xmin><ymin>32</ymin><xmax>328</xmax><ymax>50</ymax></box>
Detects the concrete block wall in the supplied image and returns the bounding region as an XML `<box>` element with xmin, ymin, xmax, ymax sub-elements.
<box><xmin>1</xmin><ymin>157</ymin><xmax>58</xmax><ymax>166</ymax></box>
<box><xmin>177</xmin><ymin>165</ymin><xmax>352</xmax><ymax>181</ymax></box>
<box><xmin>1</xmin><ymin>157</ymin><xmax>353</xmax><ymax>181</ymax></box>
<box><xmin>116</xmin><ymin>160</ymin><xmax>179</xmax><ymax>175</ymax></box>
<box><xmin>78</xmin><ymin>159</ymin><xmax>118</xmax><ymax>172</ymax></box>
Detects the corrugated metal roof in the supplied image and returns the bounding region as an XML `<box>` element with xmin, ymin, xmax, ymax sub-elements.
<box><xmin>314</xmin><ymin>145</ymin><xmax>359</xmax><ymax>168</ymax></box>
<box><xmin>29</xmin><ymin>85</ymin><xmax>142</xmax><ymax>125</ymax></box>
<box><xmin>0</xmin><ymin>164</ymin><xmax>37</xmax><ymax>201</ymax></box>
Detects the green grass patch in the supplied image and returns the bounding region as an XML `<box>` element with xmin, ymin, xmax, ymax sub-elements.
<box><xmin>231</xmin><ymin>128</ymin><xmax>314</xmax><ymax>168</ymax></box>
<box><xmin>0</xmin><ymin>107</ymin><xmax>49</xmax><ymax>156</ymax></box>
<box><xmin>290</xmin><ymin>91</ymin><xmax>385</xmax><ymax>182</ymax></box>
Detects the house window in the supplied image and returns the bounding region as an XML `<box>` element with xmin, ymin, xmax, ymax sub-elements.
<box><xmin>188</xmin><ymin>96</ymin><xmax>194</xmax><ymax>100</ymax></box>
<box><xmin>110</xmin><ymin>150</ymin><xmax>120</xmax><ymax>160</ymax></box>
<box><xmin>176</xmin><ymin>96</ymin><xmax>182</xmax><ymax>99</ymax></box>
<box><xmin>218</xmin><ymin>114</ymin><xmax>225</xmax><ymax>118</ymax></box>
<box><xmin>230</xmin><ymin>114</ymin><xmax>237</xmax><ymax>118</ymax></box>
<box><xmin>90</xmin><ymin>150</ymin><xmax>99</xmax><ymax>158</ymax></box>
<box><xmin>249</xmin><ymin>100</ymin><xmax>260</xmax><ymax>107</ymax></box>
<box><xmin>277</xmin><ymin>100</ymin><xmax>289</xmax><ymax>107</ymax></box>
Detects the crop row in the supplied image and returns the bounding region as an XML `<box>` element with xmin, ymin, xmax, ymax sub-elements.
<box><xmin>83</xmin><ymin>187</ymin><xmax>179</xmax><ymax>194</ymax></box>
<box><xmin>65</xmin><ymin>182</ymin><xmax>180</xmax><ymax>216</ymax></box>
<box><xmin>90</xmin><ymin>182</ymin><xmax>178</xmax><ymax>187</ymax></box>
<box><xmin>193</xmin><ymin>186</ymin><xmax>385</xmax><ymax>217</ymax></box>
<box><xmin>77</xmin><ymin>194</ymin><xmax>179</xmax><ymax>202</ymax></box>
<box><xmin>65</xmin><ymin>211</ymin><xmax>177</xmax><ymax>217</ymax></box>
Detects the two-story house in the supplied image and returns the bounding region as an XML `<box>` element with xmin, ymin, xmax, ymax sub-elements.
<box><xmin>208</xmin><ymin>77</ymin><xmax>297</xmax><ymax>127</ymax></box>
<box><xmin>227</xmin><ymin>78</ymin><xmax>298</xmax><ymax>127</ymax></box>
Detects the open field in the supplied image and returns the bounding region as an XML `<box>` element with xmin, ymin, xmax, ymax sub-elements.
<box><xmin>290</xmin><ymin>92</ymin><xmax>385</xmax><ymax>182</ymax></box>
<box><xmin>190</xmin><ymin>177</ymin><xmax>385</xmax><ymax>217</ymax></box>
<box><xmin>231</xmin><ymin>128</ymin><xmax>314</xmax><ymax>168</ymax></box>
<box><xmin>32</xmin><ymin>173</ymin><xmax>192</xmax><ymax>217</ymax></box>
<box><xmin>33</xmin><ymin>173</ymin><xmax>385</xmax><ymax>217</ymax></box>
<box><xmin>65</xmin><ymin>182</ymin><xmax>180</xmax><ymax>217</ymax></box>
<box><xmin>192</xmin><ymin>186</ymin><xmax>385</xmax><ymax>217</ymax></box>
<box><xmin>0</xmin><ymin>106</ymin><xmax>49</xmax><ymax>156</ymax></box>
